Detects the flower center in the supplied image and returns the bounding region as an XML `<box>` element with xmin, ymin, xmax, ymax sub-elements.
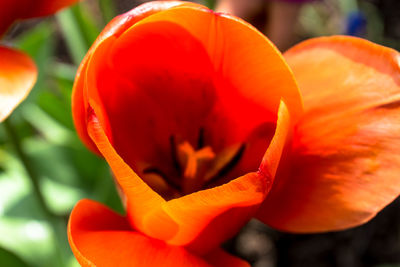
<box><xmin>177</xmin><ymin>141</ymin><xmax>215</xmax><ymax>194</ymax></box>
<box><xmin>142</xmin><ymin>129</ymin><xmax>245</xmax><ymax>198</ymax></box>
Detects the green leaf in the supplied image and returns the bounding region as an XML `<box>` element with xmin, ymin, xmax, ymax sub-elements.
<box><xmin>71</xmin><ymin>4</ymin><xmax>101</xmax><ymax>46</ymax></box>
<box><xmin>38</xmin><ymin>91</ymin><xmax>74</xmax><ymax>130</ymax></box>
<box><xmin>0</xmin><ymin>151</ymin><xmax>64</xmax><ymax>267</ymax></box>
<box><xmin>99</xmin><ymin>0</ymin><xmax>117</xmax><ymax>23</ymax></box>
<box><xmin>56</xmin><ymin>8</ymin><xmax>88</xmax><ymax>65</ymax></box>
<box><xmin>0</xmin><ymin>246</ymin><xmax>30</xmax><ymax>267</ymax></box>
<box><xmin>203</xmin><ymin>0</ymin><xmax>216</xmax><ymax>9</ymax></box>
<box><xmin>14</xmin><ymin>22</ymin><xmax>56</xmax><ymax>102</ymax></box>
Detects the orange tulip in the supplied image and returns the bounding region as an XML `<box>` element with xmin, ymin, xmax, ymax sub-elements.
<box><xmin>68</xmin><ymin>1</ymin><xmax>400</xmax><ymax>266</ymax></box>
<box><xmin>0</xmin><ymin>0</ymin><xmax>79</xmax><ymax>121</ymax></box>
<box><xmin>0</xmin><ymin>46</ymin><xmax>36</xmax><ymax>121</ymax></box>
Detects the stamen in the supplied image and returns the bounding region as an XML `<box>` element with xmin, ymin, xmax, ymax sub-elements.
<box><xmin>177</xmin><ymin>141</ymin><xmax>215</xmax><ymax>194</ymax></box>
<box><xmin>143</xmin><ymin>167</ymin><xmax>182</xmax><ymax>191</ymax></box>
<box><xmin>144</xmin><ymin>131</ymin><xmax>246</xmax><ymax>197</ymax></box>
<box><xmin>169</xmin><ymin>136</ymin><xmax>182</xmax><ymax>175</ymax></box>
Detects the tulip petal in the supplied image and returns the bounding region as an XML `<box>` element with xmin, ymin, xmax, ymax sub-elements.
<box><xmin>220</xmin><ymin>99</ymin><xmax>293</xmax><ymax>198</ymax></box>
<box><xmin>72</xmin><ymin>1</ymin><xmax>203</xmax><ymax>154</ymax></box>
<box><xmin>0</xmin><ymin>46</ymin><xmax>36</xmax><ymax>122</ymax></box>
<box><xmin>86</xmin><ymin>110</ymin><xmax>167</xmax><ymax>235</ymax></box>
<box><xmin>135</xmin><ymin>6</ymin><xmax>303</xmax><ymax>123</ymax></box>
<box><xmin>68</xmin><ymin>199</ymin><xmax>213</xmax><ymax>267</ymax></box>
<box><xmin>143</xmin><ymin>172</ymin><xmax>267</xmax><ymax>254</ymax></box>
<box><xmin>110</xmin><ymin>6</ymin><xmax>302</xmax><ymax>152</ymax></box>
<box><xmin>205</xmin><ymin>248</ymin><xmax>250</xmax><ymax>267</ymax></box>
<box><xmin>260</xmin><ymin>100</ymin><xmax>293</xmax><ymax>180</ymax></box>
<box><xmin>257</xmin><ymin>36</ymin><xmax>400</xmax><ymax>232</ymax></box>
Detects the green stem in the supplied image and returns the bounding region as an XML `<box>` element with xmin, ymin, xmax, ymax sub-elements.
<box><xmin>4</xmin><ymin>118</ymin><xmax>68</xmax><ymax>266</ymax></box>
<box><xmin>3</xmin><ymin>119</ymin><xmax>55</xmax><ymax>219</ymax></box>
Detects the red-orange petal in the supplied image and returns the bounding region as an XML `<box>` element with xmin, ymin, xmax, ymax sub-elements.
<box><xmin>72</xmin><ymin>1</ymin><xmax>203</xmax><ymax>154</ymax></box>
<box><xmin>136</xmin><ymin>7</ymin><xmax>303</xmax><ymax>122</ymax></box>
<box><xmin>111</xmin><ymin>5</ymin><xmax>302</xmax><ymax>153</ymax></box>
<box><xmin>259</xmin><ymin>100</ymin><xmax>293</xmax><ymax>181</ymax></box>
<box><xmin>68</xmin><ymin>199</ymin><xmax>213</xmax><ymax>267</ymax></box>
<box><xmin>0</xmin><ymin>46</ymin><xmax>36</xmax><ymax>121</ymax></box>
<box><xmin>257</xmin><ymin>36</ymin><xmax>400</xmax><ymax>232</ymax></box>
<box><xmin>205</xmin><ymin>248</ymin><xmax>250</xmax><ymax>267</ymax></box>
<box><xmin>144</xmin><ymin>172</ymin><xmax>267</xmax><ymax>254</ymax></box>
<box><xmin>86</xmin><ymin>110</ymin><xmax>166</xmax><ymax>235</ymax></box>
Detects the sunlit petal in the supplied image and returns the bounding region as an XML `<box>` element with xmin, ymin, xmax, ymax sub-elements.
<box><xmin>257</xmin><ymin>36</ymin><xmax>400</xmax><ymax>232</ymax></box>
<box><xmin>0</xmin><ymin>46</ymin><xmax>36</xmax><ymax>121</ymax></box>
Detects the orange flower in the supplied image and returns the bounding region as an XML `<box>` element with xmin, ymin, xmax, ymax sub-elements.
<box><xmin>0</xmin><ymin>46</ymin><xmax>36</xmax><ymax>122</ymax></box>
<box><xmin>0</xmin><ymin>0</ymin><xmax>79</xmax><ymax>121</ymax></box>
<box><xmin>257</xmin><ymin>36</ymin><xmax>400</xmax><ymax>232</ymax></box>
<box><xmin>69</xmin><ymin>1</ymin><xmax>400</xmax><ymax>266</ymax></box>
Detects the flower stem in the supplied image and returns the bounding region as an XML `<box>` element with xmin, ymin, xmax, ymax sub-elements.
<box><xmin>3</xmin><ymin>119</ymin><xmax>55</xmax><ymax>219</ymax></box>
<box><xmin>4</xmin><ymin>118</ymin><xmax>69</xmax><ymax>266</ymax></box>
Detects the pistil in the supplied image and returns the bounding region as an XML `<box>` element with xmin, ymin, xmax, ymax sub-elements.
<box><xmin>177</xmin><ymin>141</ymin><xmax>215</xmax><ymax>194</ymax></box>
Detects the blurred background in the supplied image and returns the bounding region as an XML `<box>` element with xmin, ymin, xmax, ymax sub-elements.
<box><xmin>0</xmin><ymin>0</ymin><xmax>399</xmax><ymax>266</ymax></box>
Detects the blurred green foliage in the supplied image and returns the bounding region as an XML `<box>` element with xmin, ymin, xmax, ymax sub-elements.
<box><xmin>0</xmin><ymin>1</ymin><xmax>122</xmax><ymax>266</ymax></box>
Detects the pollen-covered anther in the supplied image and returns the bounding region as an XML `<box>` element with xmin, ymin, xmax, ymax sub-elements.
<box><xmin>177</xmin><ymin>141</ymin><xmax>216</xmax><ymax>194</ymax></box>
